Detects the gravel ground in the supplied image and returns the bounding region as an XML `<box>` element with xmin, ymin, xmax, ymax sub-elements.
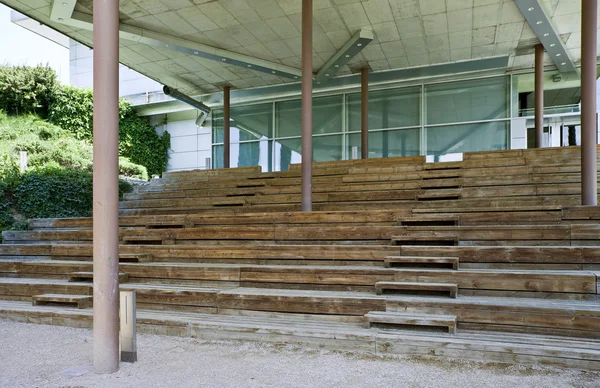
<box><xmin>1</xmin><ymin>319</ymin><xmax>599</xmax><ymax>388</ymax></box>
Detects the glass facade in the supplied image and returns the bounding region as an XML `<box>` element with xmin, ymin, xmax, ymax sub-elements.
<box><xmin>212</xmin><ymin>75</ymin><xmax>511</xmax><ymax>171</ymax></box>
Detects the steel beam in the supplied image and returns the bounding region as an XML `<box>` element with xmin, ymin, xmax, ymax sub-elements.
<box><xmin>535</xmin><ymin>43</ymin><xmax>544</xmax><ymax>148</ymax></box>
<box><xmin>361</xmin><ymin>67</ymin><xmax>369</xmax><ymax>159</ymax></box>
<box><xmin>581</xmin><ymin>0</ymin><xmax>598</xmax><ymax>205</ymax></box>
<box><xmin>301</xmin><ymin>0</ymin><xmax>313</xmax><ymax>212</ymax></box>
<box><xmin>224</xmin><ymin>85</ymin><xmax>231</xmax><ymax>169</ymax></box>
<box><xmin>92</xmin><ymin>0</ymin><xmax>120</xmax><ymax>374</ymax></box>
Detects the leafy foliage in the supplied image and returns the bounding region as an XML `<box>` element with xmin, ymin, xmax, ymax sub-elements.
<box><xmin>0</xmin><ymin>65</ymin><xmax>58</xmax><ymax>117</ymax></box>
<box><xmin>47</xmin><ymin>86</ymin><xmax>170</xmax><ymax>176</ymax></box>
<box><xmin>13</xmin><ymin>167</ymin><xmax>133</xmax><ymax>219</ymax></box>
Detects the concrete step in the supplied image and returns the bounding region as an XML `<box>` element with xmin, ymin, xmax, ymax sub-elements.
<box><xmin>32</xmin><ymin>294</ymin><xmax>92</xmax><ymax>309</ymax></box>
<box><xmin>365</xmin><ymin>311</ymin><xmax>456</xmax><ymax>334</ymax></box>
<box><xmin>68</xmin><ymin>272</ymin><xmax>129</xmax><ymax>283</ymax></box>
<box><xmin>384</xmin><ymin>256</ymin><xmax>459</xmax><ymax>270</ymax></box>
<box><xmin>375</xmin><ymin>281</ymin><xmax>458</xmax><ymax>298</ymax></box>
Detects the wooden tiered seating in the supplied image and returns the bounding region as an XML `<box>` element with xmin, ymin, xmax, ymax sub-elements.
<box><xmin>1</xmin><ymin>146</ymin><xmax>600</xmax><ymax>370</ymax></box>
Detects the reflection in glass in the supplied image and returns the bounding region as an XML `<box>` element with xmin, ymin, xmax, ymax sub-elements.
<box><xmin>426</xmin><ymin>77</ymin><xmax>509</xmax><ymax>125</ymax></box>
<box><xmin>212</xmin><ymin>139</ymin><xmax>271</xmax><ymax>171</ymax></box>
<box><xmin>275</xmin><ymin>95</ymin><xmax>343</xmax><ymax>138</ymax></box>
<box><xmin>213</xmin><ymin>102</ymin><xmax>273</xmax><ymax>143</ymax></box>
<box><xmin>347</xmin><ymin>128</ymin><xmax>420</xmax><ymax>159</ymax></box>
<box><xmin>426</xmin><ymin>121</ymin><xmax>509</xmax><ymax>159</ymax></box>
<box><xmin>347</xmin><ymin>86</ymin><xmax>421</xmax><ymax>132</ymax></box>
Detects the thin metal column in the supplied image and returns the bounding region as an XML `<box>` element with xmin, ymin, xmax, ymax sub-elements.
<box><xmin>361</xmin><ymin>67</ymin><xmax>369</xmax><ymax>159</ymax></box>
<box><xmin>224</xmin><ymin>85</ymin><xmax>231</xmax><ymax>169</ymax></box>
<box><xmin>92</xmin><ymin>0</ymin><xmax>120</xmax><ymax>374</ymax></box>
<box><xmin>301</xmin><ymin>0</ymin><xmax>313</xmax><ymax>211</ymax></box>
<box><xmin>581</xmin><ymin>0</ymin><xmax>598</xmax><ymax>205</ymax></box>
<box><xmin>535</xmin><ymin>43</ymin><xmax>544</xmax><ymax>148</ymax></box>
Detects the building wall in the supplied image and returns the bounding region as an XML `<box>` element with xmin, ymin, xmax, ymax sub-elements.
<box><xmin>152</xmin><ymin>111</ymin><xmax>212</xmax><ymax>172</ymax></box>
<box><xmin>69</xmin><ymin>39</ymin><xmax>162</xmax><ymax>97</ymax></box>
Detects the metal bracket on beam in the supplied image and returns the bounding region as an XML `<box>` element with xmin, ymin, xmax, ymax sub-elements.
<box><xmin>50</xmin><ymin>0</ymin><xmax>304</xmax><ymax>80</ymax></box>
<box><xmin>514</xmin><ymin>0</ymin><xmax>578</xmax><ymax>75</ymax></box>
<box><xmin>316</xmin><ymin>29</ymin><xmax>374</xmax><ymax>83</ymax></box>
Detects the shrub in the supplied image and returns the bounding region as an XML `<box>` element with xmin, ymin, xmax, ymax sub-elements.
<box><xmin>13</xmin><ymin>167</ymin><xmax>134</xmax><ymax>220</ymax></box>
<box><xmin>47</xmin><ymin>87</ymin><xmax>170</xmax><ymax>176</ymax></box>
<box><xmin>119</xmin><ymin>156</ymin><xmax>148</xmax><ymax>181</ymax></box>
<box><xmin>0</xmin><ymin>65</ymin><xmax>57</xmax><ymax>117</ymax></box>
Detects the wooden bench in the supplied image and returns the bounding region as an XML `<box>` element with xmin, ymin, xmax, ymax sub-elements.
<box><xmin>365</xmin><ymin>311</ymin><xmax>456</xmax><ymax>334</ymax></box>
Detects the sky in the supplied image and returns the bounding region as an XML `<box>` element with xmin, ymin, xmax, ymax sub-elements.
<box><xmin>0</xmin><ymin>4</ymin><xmax>69</xmax><ymax>84</ymax></box>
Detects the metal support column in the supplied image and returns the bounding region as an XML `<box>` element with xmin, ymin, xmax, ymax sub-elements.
<box><xmin>535</xmin><ymin>43</ymin><xmax>544</xmax><ymax>148</ymax></box>
<box><xmin>301</xmin><ymin>0</ymin><xmax>313</xmax><ymax>211</ymax></box>
<box><xmin>581</xmin><ymin>0</ymin><xmax>598</xmax><ymax>205</ymax></box>
<box><xmin>361</xmin><ymin>67</ymin><xmax>369</xmax><ymax>159</ymax></box>
<box><xmin>92</xmin><ymin>0</ymin><xmax>120</xmax><ymax>374</ymax></box>
<box><xmin>224</xmin><ymin>85</ymin><xmax>231</xmax><ymax>169</ymax></box>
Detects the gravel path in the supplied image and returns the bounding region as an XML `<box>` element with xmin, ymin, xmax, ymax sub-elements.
<box><xmin>1</xmin><ymin>319</ymin><xmax>598</xmax><ymax>388</ymax></box>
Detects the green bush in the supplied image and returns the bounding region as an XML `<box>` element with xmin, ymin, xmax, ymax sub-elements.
<box><xmin>47</xmin><ymin>86</ymin><xmax>170</xmax><ymax>176</ymax></box>
<box><xmin>119</xmin><ymin>156</ymin><xmax>148</xmax><ymax>181</ymax></box>
<box><xmin>0</xmin><ymin>65</ymin><xmax>57</xmax><ymax>117</ymax></box>
<box><xmin>13</xmin><ymin>167</ymin><xmax>133</xmax><ymax>219</ymax></box>
<box><xmin>119</xmin><ymin>106</ymin><xmax>170</xmax><ymax>176</ymax></box>
<box><xmin>47</xmin><ymin>86</ymin><xmax>95</xmax><ymax>140</ymax></box>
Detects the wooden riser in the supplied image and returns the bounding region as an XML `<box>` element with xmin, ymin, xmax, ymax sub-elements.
<box><xmin>366</xmin><ymin>311</ymin><xmax>457</xmax><ymax>334</ymax></box>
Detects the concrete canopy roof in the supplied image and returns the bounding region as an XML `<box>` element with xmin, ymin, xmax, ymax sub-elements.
<box><xmin>2</xmin><ymin>0</ymin><xmax>596</xmax><ymax>97</ymax></box>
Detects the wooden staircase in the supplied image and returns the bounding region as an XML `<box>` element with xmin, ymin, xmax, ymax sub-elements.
<box><xmin>1</xmin><ymin>146</ymin><xmax>600</xmax><ymax>369</ymax></box>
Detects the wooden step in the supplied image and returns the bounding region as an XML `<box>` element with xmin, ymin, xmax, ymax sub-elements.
<box><xmin>398</xmin><ymin>216</ymin><xmax>459</xmax><ymax>226</ymax></box>
<box><xmin>68</xmin><ymin>272</ymin><xmax>129</xmax><ymax>283</ymax></box>
<box><xmin>365</xmin><ymin>311</ymin><xmax>456</xmax><ymax>334</ymax></box>
<box><xmin>384</xmin><ymin>256</ymin><xmax>459</xmax><ymax>270</ymax></box>
<box><xmin>32</xmin><ymin>294</ymin><xmax>92</xmax><ymax>309</ymax></box>
<box><xmin>120</xmin><ymin>254</ymin><xmax>153</xmax><ymax>263</ymax></box>
<box><xmin>375</xmin><ymin>281</ymin><xmax>458</xmax><ymax>298</ymax></box>
<box><xmin>391</xmin><ymin>235</ymin><xmax>458</xmax><ymax>246</ymax></box>
<box><xmin>417</xmin><ymin>189</ymin><xmax>462</xmax><ymax>201</ymax></box>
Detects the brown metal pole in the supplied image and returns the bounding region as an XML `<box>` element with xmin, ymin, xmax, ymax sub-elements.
<box><xmin>534</xmin><ymin>43</ymin><xmax>544</xmax><ymax>148</ymax></box>
<box><xmin>581</xmin><ymin>0</ymin><xmax>598</xmax><ymax>205</ymax></box>
<box><xmin>93</xmin><ymin>0</ymin><xmax>120</xmax><ymax>374</ymax></box>
<box><xmin>301</xmin><ymin>0</ymin><xmax>312</xmax><ymax>211</ymax></box>
<box><xmin>361</xmin><ymin>68</ymin><xmax>369</xmax><ymax>159</ymax></box>
<box><xmin>223</xmin><ymin>85</ymin><xmax>230</xmax><ymax>169</ymax></box>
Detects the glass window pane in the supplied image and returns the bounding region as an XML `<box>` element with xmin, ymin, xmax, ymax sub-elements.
<box><xmin>425</xmin><ymin>77</ymin><xmax>509</xmax><ymax>125</ymax></box>
<box><xmin>347</xmin><ymin>86</ymin><xmax>421</xmax><ymax>132</ymax></box>
<box><xmin>276</xmin><ymin>95</ymin><xmax>343</xmax><ymax>138</ymax></box>
<box><xmin>314</xmin><ymin>135</ymin><xmax>343</xmax><ymax>162</ymax></box>
<box><xmin>273</xmin><ymin>138</ymin><xmax>302</xmax><ymax>171</ymax></box>
<box><xmin>426</xmin><ymin>121</ymin><xmax>509</xmax><ymax>158</ymax></box>
<box><xmin>213</xmin><ymin>144</ymin><xmax>223</xmax><ymax>169</ymax></box>
<box><xmin>512</xmin><ymin>70</ymin><xmax>583</xmax><ymax>117</ymax></box>
<box><xmin>212</xmin><ymin>141</ymin><xmax>271</xmax><ymax>171</ymax></box>
<box><xmin>212</xmin><ymin>102</ymin><xmax>273</xmax><ymax>143</ymax></box>
<box><xmin>347</xmin><ymin>128</ymin><xmax>421</xmax><ymax>159</ymax></box>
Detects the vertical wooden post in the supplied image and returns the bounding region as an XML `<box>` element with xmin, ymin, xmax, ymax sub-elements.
<box><xmin>534</xmin><ymin>43</ymin><xmax>544</xmax><ymax>148</ymax></box>
<box><xmin>301</xmin><ymin>0</ymin><xmax>313</xmax><ymax>211</ymax></box>
<box><xmin>361</xmin><ymin>68</ymin><xmax>369</xmax><ymax>159</ymax></box>
<box><xmin>581</xmin><ymin>0</ymin><xmax>598</xmax><ymax>205</ymax></box>
<box><xmin>224</xmin><ymin>85</ymin><xmax>231</xmax><ymax>169</ymax></box>
<box><xmin>92</xmin><ymin>0</ymin><xmax>120</xmax><ymax>374</ymax></box>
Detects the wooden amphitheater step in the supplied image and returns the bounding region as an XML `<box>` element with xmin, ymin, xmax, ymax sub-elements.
<box><xmin>32</xmin><ymin>294</ymin><xmax>92</xmax><ymax>309</ymax></box>
<box><xmin>384</xmin><ymin>256</ymin><xmax>459</xmax><ymax>270</ymax></box>
<box><xmin>120</xmin><ymin>254</ymin><xmax>153</xmax><ymax>263</ymax></box>
<box><xmin>391</xmin><ymin>235</ymin><xmax>458</xmax><ymax>246</ymax></box>
<box><xmin>417</xmin><ymin>189</ymin><xmax>462</xmax><ymax>201</ymax></box>
<box><xmin>398</xmin><ymin>216</ymin><xmax>459</xmax><ymax>226</ymax></box>
<box><xmin>68</xmin><ymin>272</ymin><xmax>129</xmax><ymax>283</ymax></box>
<box><xmin>375</xmin><ymin>281</ymin><xmax>458</xmax><ymax>298</ymax></box>
<box><xmin>365</xmin><ymin>311</ymin><xmax>456</xmax><ymax>334</ymax></box>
